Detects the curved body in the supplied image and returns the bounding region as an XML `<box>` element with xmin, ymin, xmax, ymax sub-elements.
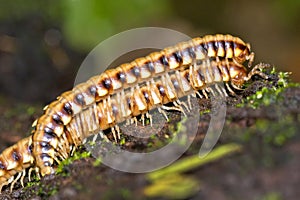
<box><xmin>0</xmin><ymin>34</ymin><xmax>267</xmax><ymax>193</ymax></box>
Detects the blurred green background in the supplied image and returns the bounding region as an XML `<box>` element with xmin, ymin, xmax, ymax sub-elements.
<box><xmin>0</xmin><ymin>0</ymin><xmax>299</xmax><ymax>102</ymax></box>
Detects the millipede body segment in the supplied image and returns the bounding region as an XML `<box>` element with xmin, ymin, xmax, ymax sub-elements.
<box><xmin>0</xmin><ymin>34</ymin><xmax>268</xmax><ymax>193</ymax></box>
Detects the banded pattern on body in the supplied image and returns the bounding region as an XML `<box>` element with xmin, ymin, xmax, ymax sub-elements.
<box><xmin>0</xmin><ymin>137</ymin><xmax>35</xmax><ymax>192</ymax></box>
<box><xmin>0</xmin><ymin>34</ymin><xmax>267</xmax><ymax>193</ymax></box>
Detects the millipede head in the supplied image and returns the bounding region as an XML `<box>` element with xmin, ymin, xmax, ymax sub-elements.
<box><xmin>233</xmin><ymin>42</ymin><xmax>253</xmax><ymax>66</ymax></box>
<box><xmin>228</xmin><ymin>63</ymin><xmax>248</xmax><ymax>88</ymax></box>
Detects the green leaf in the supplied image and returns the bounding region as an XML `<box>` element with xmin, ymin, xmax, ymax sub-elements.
<box><xmin>144</xmin><ymin>174</ymin><xmax>200</xmax><ymax>199</ymax></box>
<box><xmin>147</xmin><ymin>143</ymin><xmax>242</xmax><ymax>181</ymax></box>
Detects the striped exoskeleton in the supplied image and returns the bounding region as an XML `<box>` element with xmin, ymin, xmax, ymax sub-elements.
<box><xmin>32</xmin><ymin>60</ymin><xmax>268</xmax><ymax>177</ymax></box>
<box><xmin>0</xmin><ymin>137</ymin><xmax>36</xmax><ymax>192</ymax></box>
<box><xmin>0</xmin><ymin>34</ymin><xmax>264</xmax><ymax>193</ymax></box>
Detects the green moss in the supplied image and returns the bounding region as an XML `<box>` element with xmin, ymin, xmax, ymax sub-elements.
<box><xmin>100</xmin><ymin>187</ymin><xmax>133</xmax><ymax>200</ymax></box>
<box><xmin>120</xmin><ymin>188</ymin><xmax>132</xmax><ymax>199</ymax></box>
<box><xmin>25</xmin><ymin>179</ymin><xmax>40</xmax><ymax>188</ymax></box>
<box><xmin>26</xmin><ymin>181</ymin><xmax>58</xmax><ymax>198</ymax></box>
<box><xmin>72</xmin><ymin>182</ymin><xmax>83</xmax><ymax>191</ymax></box>
<box><xmin>119</xmin><ymin>137</ymin><xmax>126</xmax><ymax>145</ymax></box>
<box><xmin>200</xmin><ymin>109</ymin><xmax>211</xmax><ymax>115</ymax></box>
<box><xmin>261</xmin><ymin>191</ymin><xmax>282</xmax><ymax>200</ymax></box>
<box><xmin>171</xmin><ymin>117</ymin><xmax>188</xmax><ymax>146</ymax></box>
<box><xmin>237</xmin><ymin>69</ymin><xmax>297</xmax><ymax>109</ymax></box>
<box><xmin>241</xmin><ymin>115</ymin><xmax>297</xmax><ymax>147</ymax></box>
<box><xmin>92</xmin><ymin>158</ymin><xmax>102</xmax><ymax>167</ymax></box>
<box><xmin>37</xmin><ymin>185</ymin><xmax>58</xmax><ymax>197</ymax></box>
<box><xmin>56</xmin><ymin>150</ymin><xmax>91</xmax><ymax>175</ymax></box>
<box><xmin>261</xmin><ymin>117</ymin><xmax>296</xmax><ymax>147</ymax></box>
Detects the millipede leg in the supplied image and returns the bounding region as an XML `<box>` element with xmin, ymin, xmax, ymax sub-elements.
<box><xmin>141</xmin><ymin>113</ymin><xmax>145</xmax><ymax>126</ymax></box>
<box><xmin>29</xmin><ymin>167</ymin><xmax>41</xmax><ymax>181</ymax></box>
<box><xmin>111</xmin><ymin>127</ymin><xmax>117</xmax><ymax>142</ymax></box>
<box><xmin>206</xmin><ymin>87</ymin><xmax>215</xmax><ymax>96</ymax></box>
<box><xmin>99</xmin><ymin>130</ymin><xmax>106</xmax><ymax>139</ymax></box>
<box><xmin>91</xmin><ymin>133</ymin><xmax>98</xmax><ymax>143</ymax></box>
<box><xmin>161</xmin><ymin>104</ymin><xmax>181</xmax><ymax>113</ymax></box>
<box><xmin>36</xmin><ymin>168</ymin><xmax>41</xmax><ymax>180</ymax></box>
<box><xmin>110</xmin><ymin>125</ymin><xmax>121</xmax><ymax>141</ymax></box>
<box><xmin>187</xmin><ymin>95</ymin><xmax>192</xmax><ymax>110</ymax></box>
<box><xmin>158</xmin><ymin>107</ymin><xmax>169</xmax><ymax>121</ymax></box>
<box><xmin>70</xmin><ymin>146</ymin><xmax>77</xmax><ymax>156</ymax></box>
<box><xmin>146</xmin><ymin>112</ymin><xmax>152</xmax><ymax>126</ymax></box>
<box><xmin>57</xmin><ymin>142</ymin><xmax>68</xmax><ymax>160</ymax></box>
<box><xmin>0</xmin><ymin>183</ymin><xmax>4</xmax><ymax>194</ymax></box>
<box><xmin>247</xmin><ymin>52</ymin><xmax>255</xmax><ymax>68</ymax></box>
<box><xmin>131</xmin><ymin>117</ymin><xmax>138</xmax><ymax>126</ymax></box>
<box><xmin>0</xmin><ymin>180</ymin><xmax>10</xmax><ymax>194</ymax></box>
<box><xmin>115</xmin><ymin>125</ymin><xmax>121</xmax><ymax>140</ymax></box>
<box><xmin>231</xmin><ymin>82</ymin><xmax>244</xmax><ymax>91</ymax></box>
<box><xmin>173</xmin><ymin>101</ymin><xmax>187</xmax><ymax>116</ymax></box>
<box><xmin>176</xmin><ymin>99</ymin><xmax>190</xmax><ymax>112</ymax></box>
<box><xmin>91</xmin><ymin>131</ymin><xmax>109</xmax><ymax>143</ymax></box>
<box><xmin>202</xmin><ymin>89</ymin><xmax>209</xmax><ymax>99</ymax></box>
<box><xmin>56</xmin><ymin>146</ymin><xmax>65</xmax><ymax>160</ymax></box>
<box><xmin>10</xmin><ymin>172</ymin><xmax>22</xmax><ymax>192</ymax></box>
<box><xmin>54</xmin><ymin>155</ymin><xmax>61</xmax><ymax>165</ymax></box>
<box><xmin>20</xmin><ymin>170</ymin><xmax>26</xmax><ymax>187</ymax></box>
<box><xmin>225</xmin><ymin>82</ymin><xmax>236</xmax><ymax>96</ymax></box>
<box><xmin>28</xmin><ymin>168</ymin><xmax>33</xmax><ymax>182</ymax></box>
<box><xmin>62</xmin><ymin>133</ymin><xmax>71</xmax><ymax>155</ymax></box>
<box><xmin>214</xmin><ymin>84</ymin><xmax>225</xmax><ymax>97</ymax></box>
<box><xmin>195</xmin><ymin>91</ymin><xmax>203</xmax><ymax>98</ymax></box>
<box><xmin>220</xmin><ymin>84</ymin><xmax>228</xmax><ymax>97</ymax></box>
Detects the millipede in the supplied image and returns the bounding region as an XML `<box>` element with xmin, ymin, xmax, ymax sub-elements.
<box><xmin>0</xmin><ymin>34</ymin><xmax>269</xmax><ymax>193</ymax></box>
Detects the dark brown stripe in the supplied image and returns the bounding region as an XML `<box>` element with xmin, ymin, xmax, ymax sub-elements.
<box><xmin>40</xmin><ymin>141</ymin><xmax>52</xmax><ymax>151</ymax></box>
<box><xmin>0</xmin><ymin>160</ymin><xmax>6</xmax><ymax>170</ymax></box>
<box><xmin>131</xmin><ymin>65</ymin><xmax>140</xmax><ymax>77</ymax></box>
<box><xmin>187</xmin><ymin>47</ymin><xmax>196</xmax><ymax>59</ymax></box>
<box><xmin>173</xmin><ymin>51</ymin><xmax>183</xmax><ymax>63</ymax></box>
<box><xmin>75</xmin><ymin>93</ymin><xmax>85</xmax><ymax>106</ymax></box>
<box><xmin>157</xmin><ymin>84</ymin><xmax>166</xmax><ymax>96</ymax></box>
<box><xmin>160</xmin><ymin>55</ymin><xmax>169</xmax><ymax>67</ymax></box>
<box><xmin>63</xmin><ymin>102</ymin><xmax>73</xmax><ymax>115</ymax></box>
<box><xmin>116</xmin><ymin>71</ymin><xmax>126</xmax><ymax>83</ymax></box>
<box><xmin>102</xmin><ymin>78</ymin><xmax>113</xmax><ymax>90</ymax></box>
<box><xmin>12</xmin><ymin>150</ymin><xmax>21</xmax><ymax>162</ymax></box>
<box><xmin>89</xmin><ymin>85</ymin><xmax>97</xmax><ymax>96</ymax></box>
<box><xmin>142</xmin><ymin>89</ymin><xmax>150</xmax><ymax>103</ymax></box>
<box><xmin>52</xmin><ymin>114</ymin><xmax>63</xmax><ymax>125</ymax></box>
<box><xmin>145</xmin><ymin>61</ymin><xmax>155</xmax><ymax>72</ymax></box>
